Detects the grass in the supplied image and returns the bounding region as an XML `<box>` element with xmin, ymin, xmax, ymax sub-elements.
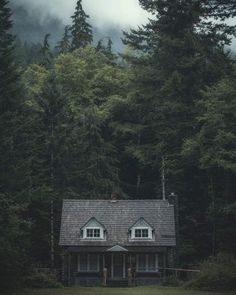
<box><xmin>12</xmin><ymin>286</ymin><xmax>236</xmax><ymax>295</ymax></box>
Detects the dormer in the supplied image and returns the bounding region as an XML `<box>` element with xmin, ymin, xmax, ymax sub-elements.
<box><xmin>129</xmin><ymin>218</ymin><xmax>154</xmax><ymax>240</ymax></box>
<box><xmin>81</xmin><ymin>217</ymin><xmax>106</xmax><ymax>240</ymax></box>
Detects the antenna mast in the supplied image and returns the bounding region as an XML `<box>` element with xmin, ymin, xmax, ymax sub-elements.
<box><xmin>162</xmin><ymin>156</ymin><xmax>166</xmax><ymax>200</ymax></box>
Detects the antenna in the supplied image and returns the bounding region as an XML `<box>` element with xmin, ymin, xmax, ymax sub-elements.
<box><xmin>162</xmin><ymin>156</ymin><xmax>166</xmax><ymax>200</ymax></box>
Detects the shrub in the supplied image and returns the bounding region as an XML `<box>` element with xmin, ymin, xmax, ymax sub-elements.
<box><xmin>161</xmin><ymin>275</ymin><xmax>181</xmax><ymax>287</ymax></box>
<box><xmin>185</xmin><ymin>253</ymin><xmax>236</xmax><ymax>291</ymax></box>
<box><xmin>24</xmin><ymin>271</ymin><xmax>63</xmax><ymax>288</ymax></box>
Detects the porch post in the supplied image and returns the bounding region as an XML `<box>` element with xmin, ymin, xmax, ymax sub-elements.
<box><xmin>163</xmin><ymin>253</ymin><xmax>166</xmax><ymax>279</ymax></box>
<box><xmin>155</xmin><ymin>254</ymin><xmax>158</xmax><ymax>272</ymax></box>
<box><xmin>111</xmin><ymin>253</ymin><xmax>114</xmax><ymax>279</ymax></box>
<box><xmin>128</xmin><ymin>267</ymin><xmax>132</xmax><ymax>286</ymax></box>
<box><xmin>103</xmin><ymin>254</ymin><xmax>105</xmax><ymax>269</ymax></box>
<box><xmin>68</xmin><ymin>253</ymin><xmax>71</xmax><ymax>286</ymax></box>
<box><xmin>123</xmin><ymin>254</ymin><xmax>126</xmax><ymax>278</ymax></box>
<box><xmin>103</xmin><ymin>267</ymin><xmax>107</xmax><ymax>286</ymax></box>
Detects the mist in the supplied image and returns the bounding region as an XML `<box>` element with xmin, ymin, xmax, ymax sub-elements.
<box><xmin>10</xmin><ymin>0</ymin><xmax>236</xmax><ymax>52</ymax></box>
<box><xmin>10</xmin><ymin>0</ymin><xmax>149</xmax><ymax>51</ymax></box>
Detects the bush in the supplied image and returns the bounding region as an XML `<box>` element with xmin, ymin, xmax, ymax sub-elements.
<box><xmin>161</xmin><ymin>275</ymin><xmax>181</xmax><ymax>287</ymax></box>
<box><xmin>24</xmin><ymin>271</ymin><xmax>63</xmax><ymax>288</ymax></box>
<box><xmin>185</xmin><ymin>253</ymin><xmax>236</xmax><ymax>291</ymax></box>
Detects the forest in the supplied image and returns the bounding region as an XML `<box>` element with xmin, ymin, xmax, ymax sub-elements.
<box><xmin>0</xmin><ymin>0</ymin><xmax>236</xmax><ymax>290</ymax></box>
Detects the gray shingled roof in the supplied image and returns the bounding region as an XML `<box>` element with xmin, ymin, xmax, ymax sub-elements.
<box><xmin>59</xmin><ymin>199</ymin><xmax>176</xmax><ymax>247</ymax></box>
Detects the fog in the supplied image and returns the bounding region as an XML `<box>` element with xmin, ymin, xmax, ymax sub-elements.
<box><xmin>10</xmin><ymin>0</ymin><xmax>149</xmax><ymax>50</ymax></box>
<box><xmin>12</xmin><ymin>0</ymin><xmax>149</xmax><ymax>28</ymax></box>
<box><xmin>10</xmin><ymin>0</ymin><xmax>236</xmax><ymax>52</ymax></box>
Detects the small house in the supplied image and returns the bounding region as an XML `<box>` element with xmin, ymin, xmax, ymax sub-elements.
<box><xmin>59</xmin><ymin>197</ymin><xmax>177</xmax><ymax>286</ymax></box>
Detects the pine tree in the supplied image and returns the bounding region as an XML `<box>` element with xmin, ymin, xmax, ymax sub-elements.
<box><xmin>96</xmin><ymin>37</ymin><xmax>115</xmax><ymax>61</ymax></box>
<box><xmin>0</xmin><ymin>0</ymin><xmax>29</xmax><ymax>196</ymax></box>
<box><xmin>29</xmin><ymin>71</ymin><xmax>69</xmax><ymax>193</ymax></box>
<box><xmin>56</xmin><ymin>25</ymin><xmax>71</xmax><ymax>54</ymax></box>
<box><xmin>70</xmin><ymin>0</ymin><xmax>93</xmax><ymax>51</ymax></box>
<box><xmin>0</xmin><ymin>1</ymin><xmax>31</xmax><ymax>288</ymax></box>
<box><xmin>0</xmin><ymin>0</ymin><xmax>19</xmax><ymax>113</ymax></box>
<box><xmin>67</xmin><ymin>106</ymin><xmax>119</xmax><ymax>198</ymax></box>
<box><xmin>121</xmin><ymin>0</ymin><xmax>236</xmax><ymax>262</ymax></box>
<box><xmin>40</xmin><ymin>34</ymin><xmax>53</xmax><ymax>69</ymax></box>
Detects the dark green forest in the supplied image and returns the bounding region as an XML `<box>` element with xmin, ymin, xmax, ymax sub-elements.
<box><xmin>1</xmin><ymin>0</ymin><xmax>236</xmax><ymax>290</ymax></box>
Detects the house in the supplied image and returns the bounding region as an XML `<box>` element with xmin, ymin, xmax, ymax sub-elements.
<box><xmin>59</xmin><ymin>197</ymin><xmax>177</xmax><ymax>286</ymax></box>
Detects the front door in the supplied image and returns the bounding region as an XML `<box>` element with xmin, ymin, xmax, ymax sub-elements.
<box><xmin>113</xmin><ymin>253</ymin><xmax>124</xmax><ymax>278</ymax></box>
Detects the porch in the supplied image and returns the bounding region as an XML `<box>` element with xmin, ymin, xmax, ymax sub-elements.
<box><xmin>62</xmin><ymin>246</ymin><xmax>171</xmax><ymax>287</ymax></box>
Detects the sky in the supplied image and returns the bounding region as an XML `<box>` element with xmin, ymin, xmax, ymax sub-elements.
<box><xmin>12</xmin><ymin>0</ymin><xmax>149</xmax><ymax>29</ymax></box>
<box><xmin>11</xmin><ymin>0</ymin><xmax>236</xmax><ymax>51</ymax></box>
<box><xmin>11</xmin><ymin>0</ymin><xmax>150</xmax><ymax>50</ymax></box>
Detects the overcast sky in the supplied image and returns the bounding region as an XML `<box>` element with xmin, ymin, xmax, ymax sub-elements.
<box><xmin>11</xmin><ymin>0</ymin><xmax>236</xmax><ymax>51</ymax></box>
<box><xmin>13</xmin><ymin>0</ymin><xmax>150</xmax><ymax>29</ymax></box>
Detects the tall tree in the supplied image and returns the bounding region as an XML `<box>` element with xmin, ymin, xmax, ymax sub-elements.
<box><xmin>40</xmin><ymin>34</ymin><xmax>53</xmax><ymax>69</ymax></box>
<box><xmin>96</xmin><ymin>37</ymin><xmax>115</xmax><ymax>61</ymax></box>
<box><xmin>54</xmin><ymin>47</ymin><xmax>128</xmax><ymax>197</ymax></box>
<box><xmin>70</xmin><ymin>0</ymin><xmax>93</xmax><ymax>51</ymax></box>
<box><xmin>0</xmin><ymin>1</ymin><xmax>31</xmax><ymax>289</ymax></box>
<box><xmin>122</xmin><ymin>0</ymin><xmax>236</xmax><ymax>262</ymax></box>
<box><xmin>0</xmin><ymin>0</ymin><xmax>19</xmax><ymax>113</ymax></box>
<box><xmin>56</xmin><ymin>25</ymin><xmax>71</xmax><ymax>54</ymax></box>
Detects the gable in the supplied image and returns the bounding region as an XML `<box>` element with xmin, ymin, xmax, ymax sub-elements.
<box><xmin>130</xmin><ymin>218</ymin><xmax>153</xmax><ymax>229</ymax></box>
<box><xmin>81</xmin><ymin>217</ymin><xmax>104</xmax><ymax>230</ymax></box>
<box><xmin>107</xmin><ymin>245</ymin><xmax>128</xmax><ymax>252</ymax></box>
<box><xmin>129</xmin><ymin>218</ymin><xmax>154</xmax><ymax>240</ymax></box>
<box><xmin>81</xmin><ymin>217</ymin><xmax>105</xmax><ymax>240</ymax></box>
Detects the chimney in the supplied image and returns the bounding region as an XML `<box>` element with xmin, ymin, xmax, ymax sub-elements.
<box><xmin>111</xmin><ymin>192</ymin><xmax>119</xmax><ymax>203</ymax></box>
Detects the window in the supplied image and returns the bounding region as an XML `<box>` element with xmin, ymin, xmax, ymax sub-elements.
<box><xmin>86</xmin><ymin>228</ymin><xmax>101</xmax><ymax>238</ymax></box>
<box><xmin>137</xmin><ymin>254</ymin><xmax>158</xmax><ymax>272</ymax></box>
<box><xmin>81</xmin><ymin>218</ymin><xmax>105</xmax><ymax>240</ymax></box>
<box><xmin>137</xmin><ymin>254</ymin><xmax>146</xmax><ymax>271</ymax></box>
<box><xmin>78</xmin><ymin>254</ymin><xmax>99</xmax><ymax>272</ymax></box>
<box><xmin>135</xmin><ymin>228</ymin><xmax>149</xmax><ymax>238</ymax></box>
<box><xmin>130</xmin><ymin>219</ymin><xmax>153</xmax><ymax>240</ymax></box>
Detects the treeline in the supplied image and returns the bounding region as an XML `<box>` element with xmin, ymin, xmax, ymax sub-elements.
<box><xmin>1</xmin><ymin>0</ymin><xmax>236</xmax><ymax>289</ymax></box>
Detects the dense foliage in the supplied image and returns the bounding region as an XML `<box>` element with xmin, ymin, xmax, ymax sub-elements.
<box><xmin>186</xmin><ymin>253</ymin><xmax>236</xmax><ymax>291</ymax></box>
<box><xmin>1</xmin><ymin>0</ymin><xmax>236</xmax><ymax>290</ymax></box>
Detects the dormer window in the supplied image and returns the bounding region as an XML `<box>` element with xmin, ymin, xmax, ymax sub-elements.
<box><xmin>81</xmin><ymin>218</ymin><xmax>105</xmax><ymax>240</ymax></box>
<box><xmin>129</xmin><ymin>218</ymin><xmax>154</xmax><ymax>240</ymax></box>
<box><xmin>86</xmin><ymin>228</ymin><xmax>101</xmax><ymax>238</ymax></box>
<box><xmin>135</xmin><ymin>228</ymin><xmax>149</xmax><ymax>238</ymax></box>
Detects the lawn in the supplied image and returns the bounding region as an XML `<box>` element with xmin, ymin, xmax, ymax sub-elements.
<box><xmin>13</xmin><ymin>286</ymin><xmax>236</xmax><ymax>295</ymax></box>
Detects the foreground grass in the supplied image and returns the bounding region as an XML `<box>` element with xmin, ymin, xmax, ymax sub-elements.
<box><xmin>13</xmin><ymin>286</ymin><xmax>236</xmax><ymax>295</ymax></box>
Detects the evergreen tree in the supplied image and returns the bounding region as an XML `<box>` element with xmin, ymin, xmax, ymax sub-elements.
<box><xmin>0</xmin><ymin>0</ymin><xmax>19</xmax><ymax>113</ymax></box>
<box><xmin>68</xmin><ymin>106</ymin><xmax>119</xmax><ymax>198</ymax></box>
<box><xmin>56</xmin><ymin>25</ymin><xmax>71</xmax><ymax>54</ymax></box>
<box><xmin>40</xmin><ymin>34</ymin><xmax>53</xmax><ymax>69</ymax></box>
<box><xmin>96</xmin><ymin>37</ymin><xmax>115</xmax><ymax>61</ymax></box>
<box><xmin>122</xmin><ymin>0</ymin><xmax>236</xmax><ymax>262</ymax></box>
<box><xmin>183</xmin><ymin>74</ymin><xmax>236</xmax><ymax>254</ymax></box>
<box><xmin>70</xmin><ymin>0</ymin><xmax>93</xmax><ymax>50</ymax></box>
<box><xmin>0</xmin><ymin>1</ymin><xmax>31</xmax><ymax>289</ymax></box>
<box><xmin>54</xmin><ymin>47</ymin><xmax>127</xmax><ymax>197</ymax></box>
<box><xmin>0</xmin><ymin>195</ymin><xmax>31</xmax><ymax>289</ymax></box>
<box><xmin>0</xmin><ymin>0</ymin><xmax>31</xmax><ymax>197</ymax></box>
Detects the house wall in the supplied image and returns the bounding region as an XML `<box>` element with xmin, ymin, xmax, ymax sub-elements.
<box><xmin>62</xmin><ymin>250</ymin><xmax>172</xmax><ymax>287</ymax></box>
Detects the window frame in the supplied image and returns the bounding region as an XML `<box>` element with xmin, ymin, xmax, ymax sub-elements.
<box><xmin>83</xmin><ymin>226</ymin><xmax>104</xmax><ymax>240</ymax></box>
<box><xmin>86</xmin><ymin>228</ymin><xmax>101</xmax><ymax>239</ymax></box>
<box><xmin>134</xmin><ymin>228</ymin><xmax>149</xmax><ymax>238</ymax></box>
<box><xmin>77</xmin><ymin>253</ymin><xmax>100</xmax><ymax>272</ymax></box>
<box><xmin>136</xmin><ymin>254</ymin><xmax>158</xmax><ymax>272</ymax></box>
<box><xmin>131</xmin><ymin>226</ymin><xmax>152</xmax><ymax>240</ymax></box>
